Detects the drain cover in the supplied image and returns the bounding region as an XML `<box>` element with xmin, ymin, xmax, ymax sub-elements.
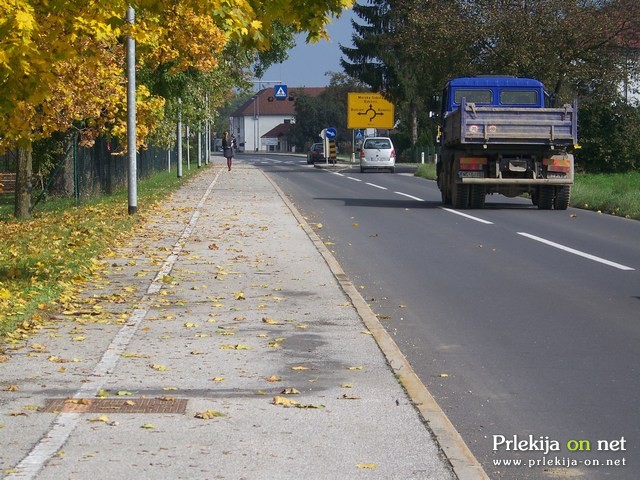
<box><xmin>42</xmin><ymin>398</ymin><xmax>187</xmax><ymax>414</ymax></box>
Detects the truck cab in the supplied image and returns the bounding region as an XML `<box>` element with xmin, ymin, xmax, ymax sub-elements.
<box><xmin>442</xmin><ymin>77</ymin><xmax>546</xmax><ymax>118</ymax></box>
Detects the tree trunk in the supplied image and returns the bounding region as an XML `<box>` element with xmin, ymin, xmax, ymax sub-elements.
<box><xmin>15</xmin><ymin>141</ymin><xmax>33</xmax><ymax>219</ymax></box>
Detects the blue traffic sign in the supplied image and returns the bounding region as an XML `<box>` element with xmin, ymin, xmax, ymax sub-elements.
<box><xmin>355</xmin><ymin>129</ymin><xmax>364</xmax><ymax>140</ymax></box>
<box><xmin>274</xmin><ymin>85</ymin><xmax>288</xmax><ymax>100</ymax></box>
<box><xmin>326</xmin><ymin>127</ymin><xmax>337</xmax><ymax>139</ymax></box>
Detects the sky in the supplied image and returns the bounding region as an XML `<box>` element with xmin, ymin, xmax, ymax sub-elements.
<box><xmin>259</xmin><ymin>9</ymin><xmax>356</xmax><ymax>89</ymax></box>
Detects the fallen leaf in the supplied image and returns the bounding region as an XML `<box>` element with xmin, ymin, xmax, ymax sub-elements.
<box><xmin>272</xmin><ymin>396</ymin><xmax>300</xmax><ymax>407</ymax></box>
<box><xmin>281</xmin><ymin>388</ymin><xmax>301</xmax><ymax>395</ymax></box>
<box><xmin>290</xmin><ymin>366</ymin><xmax>309</xmax><ymax>371</ymax></box>
<box><xmin>96</xmin><ymin>389</ymin><xmax>109</xmax><ymax>398</ymax></box>
<box><xmin>141</xmin><ymin>423</ymin><xmax>155</xmax><ymax>429</ymax></box>
<box><xmin>340</xmin><ymin>394</ymin><xmax>361</xmax><ymax>400</ymax></box>
<box><xmin>356</xmin><ymin>463</ymin><xmax>377</xmax><ymax>470</ymax></box>
<box><xmin>438</xmin><ymin>373</ymin><xmax>449</xmax><ymax>378</ymax></box>
<box><xmin>150</xmin><ymin>364</ymin><xmax>168</xmax><ymax>372</ymax></box>
<box><xmin>194</xmin><ymin>409</ymin><xmax>225</xmax><ymax>419</ymax></box>
<box><xmin>116</xmin><ymin>390</ymin><xmax>133</xmax><ymax>396</ymax></box>
<box><xmin>211</xmin><ymin>377</ymin><xmax>225</xmax><ymax>382</ymax></box>
<box><xmin>266</xmin><ymin>375</ymin><xmax>282</xmax><ymax>382</ymax></box>
<box><xmin>234</xmin><ymin>292</ymin><xmax>245</xmax><ymax>300</ymax></box>
<box><xmin>88</xmin><ymin>415</ymin><xmax>110</xmax><ymax>423</ymax></box>
<box><xmin>4</xmin><ymin>385</ymin><xmax>19</xmax><ymax>392</ymax></box>
<box><xmin>262</xmin><ymin>317</ymin><xmax>280</xmax><ymax>325</ymax></box>
<box><xmin>348</xmin><ymin>366</ymin><xmax>364</xmax><ymax>370</ymax></box>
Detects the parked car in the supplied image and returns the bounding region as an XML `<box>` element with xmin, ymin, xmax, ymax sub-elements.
<box><xmin>360</xmin><ymin>137</ymin><xmax>395</xmax><ymax>173</ymax></box>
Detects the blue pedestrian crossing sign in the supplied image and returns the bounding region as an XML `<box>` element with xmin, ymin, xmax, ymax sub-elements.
<box><xmin>355</xmin><ymin>129</ymin><xmax>364</xmax><ymax>140</ymax></box>
<box><xmin>274</xmin><ymin>85</ymin><xmax>288</xmax><ymax>100</ymax></box>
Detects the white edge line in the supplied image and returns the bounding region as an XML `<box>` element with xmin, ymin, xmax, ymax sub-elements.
<box><xmin>518</xmin><ymin>232</ymin><xmax>635</xmax><ymax>271</ymax></box>
<box><xmin>366</xmin><ymin>182</ymin><xmax>388</xmax><ymax>190</ymax></box>
<box><xmin>394</xmin><ymin>191</ymin><xmax>425</xmax><ymax>202</ymax></box>
<box><xmin>440</xmin><ymin>207</ymin><xmax>494</xmax><ymax>225</ymax></box>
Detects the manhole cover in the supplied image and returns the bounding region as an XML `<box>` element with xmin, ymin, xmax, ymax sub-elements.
<box><xmin>42</xmin><ymin>398</ymin><xmax>187</xmax><ymax>414</ymax></box>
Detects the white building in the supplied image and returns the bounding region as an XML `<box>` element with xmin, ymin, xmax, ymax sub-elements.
<box><xmin>230</xmin><ymin>87</ymin><xmax>325</xmax><ymax>152</ymax></box>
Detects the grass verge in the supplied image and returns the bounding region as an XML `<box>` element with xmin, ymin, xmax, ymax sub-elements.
<box><xmin>414</xmin><ymin>163</ymin><xmax>640</xmax><ymax>220</ymax></box>
<box><xmin>0</xmin><ymin>166</ymin><xmax>202</xmax><ymax>339</ymax></box>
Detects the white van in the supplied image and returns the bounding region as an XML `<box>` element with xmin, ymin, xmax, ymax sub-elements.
<box><xmin>359</xmin><ymin>137</ymin><xmax>395</xmax><ymax>173</ymax></box>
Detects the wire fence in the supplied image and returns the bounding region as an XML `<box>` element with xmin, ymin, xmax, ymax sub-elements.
<box><xmin>0</xmin><ymin>134</ymin><xmax>204</xmax><ymax>210</ymax></box>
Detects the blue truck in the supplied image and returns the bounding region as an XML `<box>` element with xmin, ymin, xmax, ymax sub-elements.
<box><xmin>436</xmin><ymin>77</ymin><xmax>578</xmax><ymax>209</ymax></box>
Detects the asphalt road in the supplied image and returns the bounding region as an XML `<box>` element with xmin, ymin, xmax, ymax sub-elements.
<box><xmin>239</xmin><ymin>153</ymin><xmax>639</xmax><ymax>480</ymax></box>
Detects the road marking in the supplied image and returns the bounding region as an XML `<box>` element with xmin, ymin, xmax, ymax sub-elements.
<box><xmin>440</xmin><ymin>207</ymin><xmax>494</xmax><ymax>225</ymax></box>
<box><xmin>347</xmin><ymin>176</ymin><xmax>362</xmax><ymax>182</ymax></box>
<box><xmin>394</xmin><ymin>191</ymin><xmax>425</xmax><ymax>202</ymax></box>
<box><xmin>518</xmin><ymin>232</ymin><xmax>635</xmax><ymax>271</ymax></box>
<box><xmin>6</xmin><ymin>168</ymin><xmax>224</xmax><ymax>480</ymax></box>
<box><xmin>366</xmin><ymin>182</ymin><xmax>387</xmax><ymax>190</ymax></box>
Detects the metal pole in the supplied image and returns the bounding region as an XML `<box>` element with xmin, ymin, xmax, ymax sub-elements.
<box><xmin>126</xmin><ymin>5</ymin><xmax>137</xmax><ymax>214</ymax></box>
<box><xmin>186</xmin><ymin>125</ymin><xmax>190</xmax><ymax>170</ymax></box>
<box><xmin>197</xmin><ymin>124</ymin><xmax>202</xmax><ymax>168</ymax></box>
<box><xmin>177</xmin><ymin>98</ymin><xmax>183</xmax><ymax>178</ymax></box>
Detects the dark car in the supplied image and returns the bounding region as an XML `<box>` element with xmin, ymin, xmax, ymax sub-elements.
<box><xmin>307</xmin><ymin>142</ymin><xmax>337</xmax><ymax>164</ymax></box>
<box><xmin>306</xmin><ymin>143</ymin><xmax>324</xmax><ymax>164</ymax></box>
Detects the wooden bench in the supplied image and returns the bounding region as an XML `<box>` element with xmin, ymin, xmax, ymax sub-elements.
<box><xmin>0</xmin><ymin>172</ymin><xmax>16</xmax><ymax>194</ymax></box>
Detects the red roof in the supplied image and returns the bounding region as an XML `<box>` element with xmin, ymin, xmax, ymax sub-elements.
<box><xmin>262</xmin><ymin>123</ymin><xmax>293</xmax><ymax>138</ymax></box>
<box><xmin>233</xmin><ymin>87</ymin><xmax>326</xmax><ymax>117</ymax></box>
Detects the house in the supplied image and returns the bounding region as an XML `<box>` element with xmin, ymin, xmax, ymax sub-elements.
<box><xmin>230</xmin><ymin>87</ymin><xmax>325</xmax><ymax>152</ymax></box>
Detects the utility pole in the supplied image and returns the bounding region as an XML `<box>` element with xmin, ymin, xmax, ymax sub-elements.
<box><xmin>126</xmin><ymin>5</ymin><xmax>137</xmax><ymax>214</ymax></box>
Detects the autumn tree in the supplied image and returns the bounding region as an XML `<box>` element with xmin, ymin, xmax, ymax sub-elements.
<box><xmin>1</xmin><ymin>0</ymin><xmax>353</xmax><ymax>218</ymax></box>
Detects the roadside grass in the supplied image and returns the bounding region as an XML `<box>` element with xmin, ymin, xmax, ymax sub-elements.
<box><xmin>414</xmin><ymin>163</ymin><xmax>640</xmax><ymax>220</ymax></box>
<box><xmin>0</xmin><ymin>167</ymin><xmax>201</xmax><ymax>339</ymax></box>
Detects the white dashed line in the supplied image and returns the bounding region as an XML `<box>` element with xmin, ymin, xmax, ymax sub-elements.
<box><xmin>366</xmin><ymin>183</ymin><xmax>388</xmax><ymax>190</ymax></box>
<box><xmin>440</xmin><ymin>207</ymin><xmax>494</xmax><ymax>224</ymax></box>
<box><xmin>347</xmin><ymin>177</ymin><xmax>362</xmax><ymax>182</ymax></box>
<box><xmin>394</xmin><ymin>191</ymin><xmax>425</xmax><ymax>202</ymax></box>
<box><xmin>518</xmin><ymin>232</ymin><xmax>635</xmax><ymax>271</ymax></box>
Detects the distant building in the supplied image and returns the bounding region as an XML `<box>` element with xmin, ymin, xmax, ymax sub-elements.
<box><xmin>230</xmin><ymin>87</ymin><xmax>325</xmax><ymax>152</ymax></box>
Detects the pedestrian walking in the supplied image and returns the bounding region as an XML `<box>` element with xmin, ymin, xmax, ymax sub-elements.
<box><xmin>222</xmin><ymin>131</ymin><xmax>233</xmax><ymax>171</ymax></box>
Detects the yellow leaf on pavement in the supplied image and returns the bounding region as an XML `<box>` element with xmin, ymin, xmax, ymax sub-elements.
<box><xmin>272</xmin><ymin>396</ymin><xmax>300</xmax><ymax>407</ymax></box>
<box><xmin>194</xmin><ymin>409</ymin><xmax>225</xmax><ymax>419</ymax></box>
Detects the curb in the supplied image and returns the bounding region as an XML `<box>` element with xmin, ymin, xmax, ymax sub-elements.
<box><xmin>262</xmin><ymin>169</ymin><xmax>489</xmax><ymax>480</ymax></box>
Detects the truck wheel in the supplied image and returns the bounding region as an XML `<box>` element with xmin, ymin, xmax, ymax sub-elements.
<box><xmin>451</xmin><ymin>181</ymin><xmax>470</xmax><ymax>209</ymax></box>
<box><xmin>469</xmin><ymin>185</ymin><xmax>486</xmax><ymax>209</ymax></box>
<box><xmin>437</xmin><ymin>169</ymin><xmax>450</xmax><ymax>204</ymax></box>
<box><xmin>537</xmin><ymin>186</ymin><xmax>554</xmax><ymax>210</ymax></box>
<box><xmin>554</xmin><ymin>185</ymin><xmax>571</xmax><ymax>210</ymax></box>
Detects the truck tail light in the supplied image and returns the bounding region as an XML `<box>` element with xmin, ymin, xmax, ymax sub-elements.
<box><xmin>459</xmin><ymin>157</ymin><xmax>487</xmax><ymax>171</ymax></box>
<box><xmin>543</xmin><ymin>158</ymin><xmax>571</xmax><ymax>173</ymax></box>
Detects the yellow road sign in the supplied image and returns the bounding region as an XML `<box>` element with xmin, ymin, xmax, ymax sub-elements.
<box><xmin>348</xmin><ymin>92</ymin><xmax>395</xmax><ymax>129</ymax></box>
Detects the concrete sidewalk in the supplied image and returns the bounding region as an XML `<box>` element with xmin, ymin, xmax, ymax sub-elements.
<box><xmin>1</xmin><ymin>161</ymin><xmax>460</xmax><ymax>479</ymax></box>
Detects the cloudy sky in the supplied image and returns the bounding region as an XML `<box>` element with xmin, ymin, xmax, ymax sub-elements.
<box><xmin>259</xmin><ymin>9</ymin><xmax>356</xmax><ymax>89</ymax></box>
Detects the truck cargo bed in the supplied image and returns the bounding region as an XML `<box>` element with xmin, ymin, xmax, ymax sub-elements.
<box><xmin>443</xmin><ymin>98</ymin><xmax>578</xmax><ymax>147</ymax></box>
